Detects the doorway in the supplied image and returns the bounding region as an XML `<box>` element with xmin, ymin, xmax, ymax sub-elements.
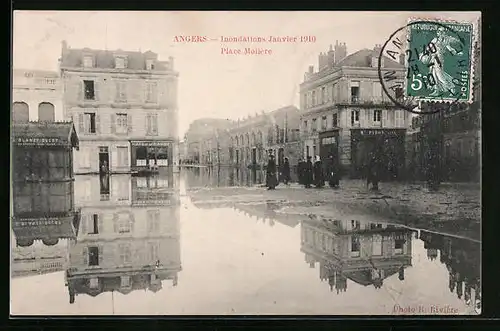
<box><xmin>99</xmin><ymin>146</ymin><xmax>109</xmax><ymax>174</ymax></box>
<box><xmin>252</xmin><ymin>148</ymin><xmax>257</xmax><ymax>165</ymax></box>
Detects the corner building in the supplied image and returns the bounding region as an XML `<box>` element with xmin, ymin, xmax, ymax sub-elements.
<box><xmin>300</xmin><ymin>43</ymin><xmax>411</xmax><ymax>179</ymax></box>
<box><xmin>59</xmin><ymin>41</ymin><xmax>179</xmax><ymax>174</ymax></box>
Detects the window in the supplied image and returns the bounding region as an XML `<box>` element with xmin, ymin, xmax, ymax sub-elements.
<box><xmin>117</xmin><ymin>213</ymin><xmax>131</xmax><ymax>233</ymax></box>
<box><xmin>351</xmin><ymin>110</ymin><xmax>360</xmax><ymax>126</ymax></box>
<box><xmin>146</xmin><ymin>82</ymin><xmax>158</xmax><ymax>103</ymax></box>
<box><xmin>88</xmin><ymin>246</ymin><xmax>99</xmax><ymax>266</ymax></box>
<box><xmin>351</xmin><ymin>81</ymin><xmax>360</xmax><ymax>103</ymax></box>
<box><xmin>395</xmin><ymin>110</ymin><xmax>404</xmax><ymax>127</ymax></box>
<box><xmin>332</xmin><ymin>113</ymin><xmax>338</xmax><ymax>127</ymax></box>
<box><xmin>312</xmin><ymin>118</ymin><xmax>317</xmax><ymax>132</ymax></box>
<box><xmin>146</xmin><ymin>113</ymin><xmax>158</xmax><ymax>135</ymax></box>
<box><xmin>121</xmin><ymin>276</ymin><xmax>131</xmax><ymax>287</ymax></box>
<box><xmin>351</xmin><ymin>236</ymin><xmax>360</xmax><ymax>257</ymax></box>
<box><xmin>312</xmin><ymin>90</ymin><xmax>316</xmax><ymax>106</ymax></box>
<box><xmin>13</xmin><ymin>102</ymin><xmax>29</xmax><ymax>123</ymax></box>
<box><xmin>89</xmin><ymin>278</ymin><xmax>99</xmax><ymax>288</ymax></box>
<box><xmin>374</xmin><ymin>109</ymin><xmax>382</xmax><ymax>122</ymax></box>
<box><xmin>322</xmin><ymin>86</ymin><xmax>327</xmax><ymax>103</ymax></box>
<box><xmin>303</xmin><ymin>93</ymin><xmax>308</xmax><ymax>108</ymax></box>
<box><xmin>83</xmin><ymin>80</ymin><xmax>95</xmax><ymax>100</ymax></box>
<box><xmin>82</xmin><ymin>113</ymin><xmax>96</xmax><ymax>134</ymax></box>
<box><xmin>148</xmin><ymin>242</ymin><xmax>159</xmax><ymax>262</ymax></box>
<box><xmin>313</xmin><ymin>145</ymin><xmax>317</xmax><ymax>157</ymax></box>
<box><xmin>119</xmin><ymin>244</ymin><xmax>132</xmax><ymax>264</ymax></box>
<box><xmin>306</xmin><ymin>145</ymin><xmax>310</xmax><ymax>157</ymax></box>
<box><xmin>116</xmin><ymin>113</ymin><xmax>128</xmax><ymax>134</ymax></box>
<box><xmin>38</xmin><ymin>102</ymin><xmax>55</xmax><ymax>122</ymax></box>
<box><xmin>147</xmin><ymin>210</ymin><xmax>160</xmax><ymax>233</ymax></box>
<box><xmin>89</xmin><ymin>214</ymin><xmax>99</xmax><ymax>234</ymax></box>
<box><xmin>395</xmin><ymin>238</ymin><xmax>405</xmax><ymax>254</ymax></box>
<box><xmin>322</xmin><ymin>116</ymin><xmax>327</xmax><ymax>130</ymax></box>
<box><xmin>115</xmin><ymin>80</ymin><xmax>126</xmax><ymax>102</ymax></box>
<box><xmin>83</xmin><ymin>56</ymin><xmax>93</xmax><ymax>68</ymax></box>
<box><xmin>117</xmin><ymin>146</ymin><xmax>129</xmax><ymax>168</ymax></box>
<box><xmin>351</xmin><ymin>220</ymin><xmax>361</xmax><ymax>230</ymax></box>
<box><xmin>372</xmin><ymin>82</ymin><xmax>383</xmax><ymax>102</ymax></box>
<box><xmin>303</xmin><ymin>120</ymin><xmax>308</xmax><ymax>133</ymax></box>
<box><xmin>146</xmin><ymin>59</ymin><xmax>155</xmax><ymax>70</ymax></box>
<box><xmin>319</xmin><ymin>88</ymin><xmax>323</xmax><ymax>104</ymax></box>
<box><xmin>394</xmin><ymin>85</ymin><xmax>404</xmax><ymax>99</ymax></box>
<box><xmin>115</xmin><ymin>57</ymin><xmax>126</xmax><ymax>69</ymax></box>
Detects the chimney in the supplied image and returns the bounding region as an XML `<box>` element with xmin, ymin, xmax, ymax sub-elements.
<box><xmin>373</xmin><ymin>44</ymin><xmax>382</xmax><ymax>56</ymax></box>
<box><xmin>318</xmin><ymin>52</ymin><xmax>327</xmax><ymax>71</ymax></box>
<box><xmin>372</xmin><ymin>44</ymin><xmax>384</xmax><ymax>68</ymax></box>
<box><xmin>334</xmin><ymin>42</ymin><xmax>347</xmax><ymax>64</ymax></box>
<box><xmin>327</xmin><ymin>44</ymin><xmax>335</xmax><ymax>67</ymax></box>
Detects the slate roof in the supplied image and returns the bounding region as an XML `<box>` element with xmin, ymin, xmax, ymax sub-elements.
<box><xmin>61</xmin><ymin>47</ymin><xmax>169</xmax><ymax>71</ymax></box>
<box><xmin>11</xmin><ymin>122</ymin><xmax>79</xmax><ymax>149</ymax></box>
<box><xmin>336</xmin><ymin>49</ymin><xmax>404</xmax><ymax>69</ymax></box>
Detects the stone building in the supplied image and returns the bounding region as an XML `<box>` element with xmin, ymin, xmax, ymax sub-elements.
<box><xmin>59</xmin><ymin>41</ymin><xmax>179</xmax><ymax>175</ymax></box>
<box><xmin>301</xmin><ymin>218</ymin><xmax>413</xmax><ymax>292</ymax></box>
<box><xmin>12</xmin><ymin>69</ymin><xmax>63</xmax><ymax>123</ymax></box>
<box><xmin>67</xmin><ymin>173</ymin><xmax>181</xmax><ymax>303</ymax></box>
<box><xmin>300</xmin><ymin>42</ymin><xmax>411</xmax><ymax>179</ymax></box>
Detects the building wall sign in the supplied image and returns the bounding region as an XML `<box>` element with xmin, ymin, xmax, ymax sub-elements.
<box><xmin>131</xmin><ymin>140</ymin><xmax>171</xmax><ymax>147</ymax></box>
<box><xmin>14</xmin><ymin>137</ymin><xmax>66</xmax><ymax>147</ymax></box>
<box><xmin>321</xmin><ymin>137</ymin><xmax>337</xmax><ymax>145</ymax></box>
<box><xmin>356</xmin><ymin>129</ymin><xmax>404</xmax><ymax>136</ymax></box>
<box><xmin>13</xmin><ymin>219</ymin><xmax>63</xmax><ymax>227</ymax></box>
<box><xmin>383</xmin><ymin>233</ymin><xmax>407</xmax><ymax>241</ymax></box>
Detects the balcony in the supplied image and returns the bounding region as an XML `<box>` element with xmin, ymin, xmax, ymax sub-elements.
<box><xmin>351</xmin><ymin>95</ymin><xmax>360</xmax><ymax>104</ymax></box>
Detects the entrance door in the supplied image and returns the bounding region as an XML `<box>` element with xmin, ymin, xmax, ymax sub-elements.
<box><xmin>99</xmin><ymin>147</ymin><xmax>109</xmax><ymax>174</ymax></box>
<box><xmin>235</xmin><ymin>150</ymin><xmax>240</xmax><ymax>165</ymax></box>
<box><xmin>252</xmin><ymin>148</ymin><xmax>257</xmax><ymax>165</ymax></box>
<box><xmin>278</xmin><ymin>148</ymin><xmax>284</xmax><ymax>168</ymax></box>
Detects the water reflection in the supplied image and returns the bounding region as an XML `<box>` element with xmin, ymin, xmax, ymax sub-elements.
<box><xmin>66</xmin><ymin>173</ymin><xmax>181</xmax><ymax>304</ymax></box>
<box><xmin>183</xmin><ymin>166</ymin><xmax>265</xmax><ymax>188</ymax></box>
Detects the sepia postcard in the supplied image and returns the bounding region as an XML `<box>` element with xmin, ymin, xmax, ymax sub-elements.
<box><xmin>10</xmin><ymin>10</ymin><xmax>481</xmax><ymax>316</ymax></box>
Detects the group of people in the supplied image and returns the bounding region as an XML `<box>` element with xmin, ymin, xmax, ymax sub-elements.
<box><xmin>297</xmin><ymin>155</ymin><xmax>340</xmax><ymax>189</ymax></box>
<box><xmin>264</xmin><ymin>154</ymin><xmax>291</xmax><ymax>190</ymax></box>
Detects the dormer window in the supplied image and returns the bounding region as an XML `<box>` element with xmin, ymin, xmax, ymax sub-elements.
<box><xmin>115</xmin><ymin>56</ymin><xmax>127</xmax><ymax>69</ymax></box>
<box><xmin>146</xmin><ymin>59</ymin><xmax>155</xmax><ymax>70</ymax></box>
<box><xmin>83</xmin><ymin>55</ymin><xmax>93</xmax><ymax>68</ymax></box>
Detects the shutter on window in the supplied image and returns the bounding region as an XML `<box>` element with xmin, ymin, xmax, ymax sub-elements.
<box><xmin>82</xmin><ymin>246</ymin><xmax>88</xmax><ymax>265</ymax></box>
<box><xmin>94</xmin><ymin>80</ymin><xmax>100</xmax><ymax>101</ymax></box>
<box><xmin>127</xmin><ymin>113</ymin><xmax>132</xmax><ymax>134</ymax></box>
<box><xmin>383</xmin><ymin>109</ymin><xmax>388</xmax><ymax>125</ymax></box>
<box><xmin>95</xmin><ymin>114</ymin><xmax>100</xmax><ymax>134</ymax></box>
<box><xmin>78</xmin><ymin>81</ymin><xmax>83</xmax><ymax>101</ymax></box>
<box><xmin>111</xmin><ymin>114</ymin><xmax>116</xmax><ymax>134</ymax></box>
<box><xmin>81</xmin><ymin>214</ymin><xmax>88</xmax><ymax>234</ymax></box>
<box><xmin>98</xmin><ymin>213</ymin><xmax>103</xmax><ymax>233</ymax></box>
<box><xmin>113</xmin><ymin>213</ymin><xmax>118</xmax><ymax>233</ymax></box>
<box><xmin>78</xmin><ymin>114</ymin><xmax>84</xmax><ymax>133</ymax></box>
<box><xmin>98</xmin><ymin>246</ymin><xmax>103</xmax><ymax>264</ymax></box>
<box><xmin>145</xmin><ymin>114</ymin><xmax>150</xmax><ymax>134</ymax></box>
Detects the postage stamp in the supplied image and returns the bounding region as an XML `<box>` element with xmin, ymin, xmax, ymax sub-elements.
<box><xmin>404</xmin><ymin>19</ymin><xmax>475</xmax><ymax>103</ymax></box>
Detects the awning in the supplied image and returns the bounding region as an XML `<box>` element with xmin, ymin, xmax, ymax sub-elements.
<box><xmin>11</xmin><ymin>122</ymin><xmax>79</xmax><ymax>149</ymax></box>
<box><xmin>12</xmin><ymin>214</ymin><xmax>79</xmax><ymax>244</ymax></box>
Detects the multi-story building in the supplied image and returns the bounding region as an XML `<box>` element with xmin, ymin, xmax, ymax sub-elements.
<box><xmin>11</xmin><ymin>122</ymin><xmax>80</xmax><ymax>248</ymax></box>
<box><xmin>12</xmin><ymin>69</ymin><xmax>63</xmax><ymax>123</ymax></box>
<box><xmin>300</xmin><ymin>42</ymin><xmax>411</xmax><ymax>179</ymax></box>
<box><xmin>59</xmin><ymin>41</ymin><xmax>179</xmax><ymax>175</ymax></box>
<box><xmin>67</xmin><ymin>173</ymin><xmax>181</xmax><ymax>303</ymax></box>
<box><xmin>301</xmin><ymin>218</ymin><xmax>413</xmax><ymax>292</ymax></box>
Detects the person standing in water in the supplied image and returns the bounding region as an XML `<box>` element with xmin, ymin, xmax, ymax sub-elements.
<box><xmin>281</xmin><ymin>157</ymin><xmax>291</xmax><ymax>185</ymax></box>
<box><xmin>303</xmin><ymin>156</ymin><xmax>314</xmax><ymax>188</ymax></box>
<box><xmin>266</xmin><ymin>153</ymin><xmax>278</xmax><ymax>190</ymax></box>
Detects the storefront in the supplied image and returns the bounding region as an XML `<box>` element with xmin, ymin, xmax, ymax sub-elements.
<box><xmin>130</xmin><ymin>140</ymin><xmax>173</xmax><ymax>172</ymax></box>
<box><xmin>319</xmin><ymin>129</ymin><xmax>340</xmax><ymax>165</ymax></box>
<box><xmin>350</xmin><ymin>128</ymin><xmax>406</xmax><ymax>180</ymax></box>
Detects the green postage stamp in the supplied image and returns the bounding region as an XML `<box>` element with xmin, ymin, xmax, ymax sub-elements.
<box><xmin>405</xmin><ymin>19</ymin><xmax>475</xmax><ymax>103</ymax></box>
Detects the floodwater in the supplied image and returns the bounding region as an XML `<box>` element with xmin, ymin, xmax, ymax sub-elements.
<box><xmin>10</xmin><ymin>167</ymin><xmax>481</xmax><ymax>315</ymax></box>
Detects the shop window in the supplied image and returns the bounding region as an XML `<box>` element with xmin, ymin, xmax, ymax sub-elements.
<box><xmin>157</xmin><ymin>147</ymin><xmax>169</xmax><ymax>166</ymax></box>
<box><xmin>83</xmin><ymin>80</ymin><xmax>95</xmax><ymax>100</ymax></box>
<box><xmin>12</xmin><ymin>102</ymin><xmax>29</xmax><ymax>123</ymax></box>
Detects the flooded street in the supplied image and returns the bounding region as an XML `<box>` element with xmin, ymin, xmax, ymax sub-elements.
<box><xmin>11</xmin><ymin>167</ymin><xmax>480</xmax><ymax>315</ymax></box>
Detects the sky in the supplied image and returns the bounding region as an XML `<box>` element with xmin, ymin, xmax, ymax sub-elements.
<box><xmin>13</xmin><ymin>11</ymin><xmax>480</xmax><ymax>139</ymax></box>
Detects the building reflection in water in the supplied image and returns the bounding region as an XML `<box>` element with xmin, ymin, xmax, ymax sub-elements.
<box><xmin>419</xmin><ymin>230</ymin><xmax>481</xmax><ymax>312</ymax></box>
<box><xmin>11</xmin><ymin>122</ymin><xmax>80</xmax><ymax>277</ymax></box>
<box><xmin>301</xmin><ymin>218</ymin><xmax>413</xmax><ymax>293</ymax></box>
<box><xmin>66</xmin><ymin>171</ymin><xmax>181</xmax><ymax>304</ymax></box>
<box><xmin>183</xmin><ymin>166</ymin><xmax>264</xmax><ymax>188</ymax></box>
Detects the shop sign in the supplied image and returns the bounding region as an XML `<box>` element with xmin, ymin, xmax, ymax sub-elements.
<box><xmin>321</xmin><ymin>137</ymin><xmax>337</xmax><ymax>145</ymax></box>
<box><xmin>358</xmin><ymin>129</ymin><xmax>402</xmax><ymax>136</ymax></box>
<box><xmin>14</xmin><ymin>219</ymin><xmax>63</xmax><ymax>227</ymax></box>
<box><xmin>132</xmin><ymin>199</ymin><xmax>172</xmax><ymax>205</ymax></box>
<box><xmin>384</xmin><ymin>233</ymin><xmax>407</xmax><ymax>241</ymax></box>
<box><xmin>15</xmin><ymin>137</ymin><xmax>63</xmax><ymax>146</ymax></box>
<box><xmin>131</xmin><ymin>141</ymin><xmax>171</xmax><ymax>147</ymax></box>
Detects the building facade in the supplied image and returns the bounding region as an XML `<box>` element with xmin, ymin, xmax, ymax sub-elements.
<box><xmin>67</xmin><ymin>173</ymin><xmax>181</xmax><ymax>303</ymax></box>
<box><xmin>12</xmin><ymin>69</ymin><xmax>63</xmax><ymax>123</ymax></box>
<box><xmin>59</xmin><ymin>41</ymin><xmax>179</xmax><ymax>175</ymax></box>
<box><xmin>11</xmin><ymin>122</ymin><xmax>80</xmax><ymax>248</ymax></box>
<box><xmin>301</xmin><ymin>218</ymin><xmax>413</xmax><ymax>292</ymax></box>
<box><xmin>300</xmin><ymin>43</ymin><xmax>411</xmax><ymax>179</ymax></box>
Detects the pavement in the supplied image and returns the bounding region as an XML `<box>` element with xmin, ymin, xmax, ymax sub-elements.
<box><xmin>186</xmin><ymin>180</ymin><xmax>481</xmax><ymax>241</ymax></box>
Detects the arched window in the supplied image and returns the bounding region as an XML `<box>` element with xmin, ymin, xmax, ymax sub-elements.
<box><xmin>38</xmin><ymin>102</ymin><xmax>55</xmax><ymax>122</ymax></box>
<box><xmin>258</xmin><ymin>131</ymin><xmax>263</xmax><ymax>144</ymax></box>
<box><xmin>12</xmin><ymin>102</ymin><xmax>29</xmax><ymax>123</ymax></box>
<box><xmin>42</xmin><ymin>238</ymin><xmax>59</xmax><ymax>246</ymax></box>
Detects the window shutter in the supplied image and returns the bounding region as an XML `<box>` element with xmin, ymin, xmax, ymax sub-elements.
<box><xmin>145</xmin><ymin>114</ymin><xmax>150</xmax><ymax>134</ymax></box>
<box><xmin>95</xmin><ymin>114</ymin><xmax>100</xmax><ymax>133</ymax></box>
<box><xmin>82</xmin><ymin>247</ymin><xmax>88</xmax><ymax>265</ymax></box>
<box><xmin>127</xmin><ymin>114</ymin><xmax>132</xmax><ymax>134</ymax></box>
<box><xmin>98</xmin><ymin>213</ymin><xmax>103</xmax><ymax>233</ymax></box>
<box><xmin>78</xmin><ymin>81</ymin><xmax>83</xmax><ymax>101</ymax></box>
<box><xmin>113</xmin><ymin>213</ymin><xmax>118</xmax><ymax>233</ymax></box>
<box><xmin>81</xmin><ymin>214</ymin><xmax>88</xmax><ymax>234</ymax></box>
<box><xmin>129</xmin><ymin>212</ymin><xmax>135</xmax><ymax>233</ymax></box>
<box><xmin>111</xmin><ymin>114</ymin><xmax>116</xmax><ymax>134</ymax></box>
<box><xmin>98</xmin><ymin>246</ymin><xmax>103</xmax><ymax>264</ymax></box>
<box><xmin>94</xmin><ymin>80</ymin><xmax>100</xmax><ymax>101</ymax></box>
<box><xmin>78</xmin><ymin>114</ymin><xmax>84</xmax><ymax>133</ymax></box>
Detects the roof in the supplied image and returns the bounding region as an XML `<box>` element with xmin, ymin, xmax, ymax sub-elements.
<box><xmin>335</xmin><ymin>49</ymin><xmax>404</xmax><ymax>69</ymax></box>
<box><xmin>12</xmin><ymin>214</ymin><xmax>79</xmax><ymax>246</ymax></box>
<box><xmin>11</xmin><ymin>122</ymin><xmax>79</xmax><ymax>149</ymax></box>
<box><xmin>61</xmin><ymin>47</ymin><xmax>169</xmax><ymax>71</ymax></box>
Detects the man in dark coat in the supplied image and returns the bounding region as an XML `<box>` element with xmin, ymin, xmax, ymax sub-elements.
<box><xmin>297</xmin><ymin>158</ymin><xmax>305</xmax><ymax>185</ymax></box>
<box><xmin>303</xmin><ymin>156</ymin><xmax>314</xmax><ymax>188</ymax></box>
<box><xmin>266</xmin><ymin>154</ymin><xmax>278</xmax><ymax>190</ymax></box>
<box><xmin>326</xmin><ymin>155</ymin><xmax>340</xmax><ymax>188</ymax></box>
<box><xmin>367</xmin><ymin>152</ymin><xmax>380</xmax><ymax>191</ymax></box>
<box><xmin>281</xmin><ymin>157</ymin><xmax>291</xmax><ymax>185</ymax></box>
<box><xmin>313</xmin><ymin>155</ymin><xmax>325</xmax><ymax>188</ymax></box>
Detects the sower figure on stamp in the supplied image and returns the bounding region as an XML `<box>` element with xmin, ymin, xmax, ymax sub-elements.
<box><xmin>266</xmin><ymin>152</ymin><xmax>278</xmax><ymax>190</ymax></box>
<box><xmin>303</xmin><ymin>156</ymin><xmax>314</xmax><ymax>188</ymax></box>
